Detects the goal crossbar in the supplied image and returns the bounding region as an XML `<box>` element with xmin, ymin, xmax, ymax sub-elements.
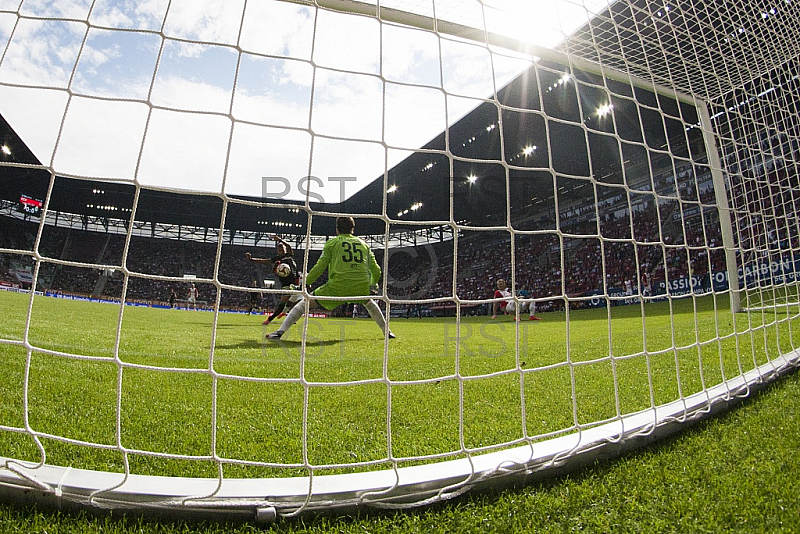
<box><xmin>292</xmin><ymin>0</ymin><xmax>698</xmax><ymax>105</ymax></box>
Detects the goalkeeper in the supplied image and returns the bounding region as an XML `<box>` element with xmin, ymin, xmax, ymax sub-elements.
<box><xmin>266</xmin><ymin>216</ymin><xmax>395</xmax><ymax>340</ymax></box>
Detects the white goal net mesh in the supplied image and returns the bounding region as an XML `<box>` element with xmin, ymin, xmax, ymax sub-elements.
<box><xmin>1</xmin><ymin>0</ymin><xmax>799</xmax><ymax>522</ymax></box>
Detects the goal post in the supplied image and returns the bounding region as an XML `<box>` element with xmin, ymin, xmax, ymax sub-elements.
<box><xmin>1</xmin><ymin>0</ymin><xmax>799</xmax><ymax>524</ymax></box>
<box><xmin>696</xmin><ymin>98</ymin><xmax>742</xmax><ymax>314</ymax></box>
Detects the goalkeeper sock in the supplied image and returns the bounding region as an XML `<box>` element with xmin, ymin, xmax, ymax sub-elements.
<box><xmin>364</xmin><ymin>299</ymin><xmax>390</xmax><ymax>335</ymax></box>
<box><xmin>276</xmin><ymin>301</ymin><xmax>305</xmax><ymax>334</ymax></box>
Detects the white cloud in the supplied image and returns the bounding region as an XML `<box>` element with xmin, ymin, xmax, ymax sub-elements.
<box><xmin>225</xmin><ymin>123</ymin><xmax>312</xmax><ymax>198</ymax></box>
<box><xmin>233</xmin><ymin>89</ymin><xmax>311</xmax><ymax>130</ymax></box>
<box><xmin>311</xmin><ymin>69</ymin><xmax>384</xmax><ymax>142</ymax></box>
<box><xmin>137</xmin><ymin>109</ymin><xmax>232</xmax><ymax>193</ymax></box>
<box><xmin>232</xmin><ymin>55</ymin><xmax>313</xmax><ymax>129</ymax></box>
<box><xmin>0</xmin><ymin>18</ymin><xmax>85</xmax><ymax>87</ymax></box>
<box><xmin>0</xmin><ymin>12</ymin><xmax>15</xmax><ymax>44</ymax></box>
<box><xmin>71</xmin><ymin>28</ymin><xmax>160</xmax><ymax>99</ymax></box>
<box><xmin>88</xmin><ymin>2</ymin><xmax>135</xmax><ymax>29</ymax></box>
<box><xmin>441</xmin><ymin>38</ymin><xmax>498</xmax><ymax>99</ymax></box>
<box><xmin>18</xmin><ymin>0</ymin><xmax>93</xmax><ymax>19</ymax></box>
<box><xmin>384</xmin><ymin>83</ymin><xmax>447</xmax><ymax>149</ymax></box>
<box><xmin>239</xmin><ymin>1</ymin><xmax>314</xmax><ymax>60</ymax></box>
<box><xmin>89</xmin><ymin>0</ymin><xmax>169</xmax><ymax>30</ymax></box>
<box><xmin>78</xmin><ymin>41</ymin><xmax>119</xmax><ymax>70</ymax></box>
<box><xmin>162</xmin><ymin>0</ymin><xmax>245</xmax><ymax>46</ymax></box>
<box><xmin>309</xmin><ymin>137</ymin><xmax>386</xmax><ymax>203</ymax></box>
<box><xmin>53</xmin><ymin>96</ymin><xmax>148</xmax><ymax>180</ymax></box>
<box><xmin>147</xmin><ymin>40</ymin><xmax>240</xmax><ymax>114</ymax></box>
<box><xmin>381</xmin><ymin>24</ymin><xmax>442</xmax><ymax>86</ymax></box>
<box><xmin>131</xmin><ymin>0</ymin><xmax>171</xmax><ymax>27</ymax></box>
<box><xmin>151</xmin><ymin>75</ymin><xmax>235</xmax><ymax>114</ymax></box>
<box><xmin>312</xmin><ymin>9</ymin><xmax>380</xmax><ymax>75</ymax></box>
<box><xmin>0</xmin><ymin>84</ymin><xmax>68</xmax><ymax>165</ymax></box>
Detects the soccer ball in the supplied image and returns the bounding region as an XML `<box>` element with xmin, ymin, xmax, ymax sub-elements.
<box><xmin>275</xmin><ymin>262</ymin><xmax>292</xmax><ymax>278</ymax></box>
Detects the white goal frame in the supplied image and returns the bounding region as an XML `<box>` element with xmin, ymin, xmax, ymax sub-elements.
<box><xmin>1</xmin><ymin>0</ymin><xmax>799</xmax><ymax>523</ymax></box>
<box><xmin>2</xmin><ymin>353</ymin><xmax>796</xmax><ymax>522</ymax></box>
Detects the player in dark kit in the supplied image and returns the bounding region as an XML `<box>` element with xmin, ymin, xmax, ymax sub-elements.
<box><xmin>246</xmin><ymin>234</ymin><xmax>299</xmax><ymax>325</ymax></box>
<box><xmin>247</xmin><ymin>280</ymin><xmax>262</xmax><ymax>314</ymax></box>
<box><xmin>168</xmin><ymin>287</ymin><xmax>177</xmax><ymax>309</ymax></box>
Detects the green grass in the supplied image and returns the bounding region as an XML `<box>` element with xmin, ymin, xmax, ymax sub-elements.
<box><xmin>1</xmin><ymin>289</ymin><xmax>799</xmax><ymax>532</ymax></box>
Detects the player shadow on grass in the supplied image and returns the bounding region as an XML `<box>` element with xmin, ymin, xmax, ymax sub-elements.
<box><xmin>260</xmin><ymin>338</ymin><xmax>345</xmax><ymax>349</ymax></box>
<box><xmin>214</xmin><ymin>338</ymin><xmax>345</xmax><ymax>351</ymax></box>
<box><xmin>213</xmin><ymin>339</ymin><xmax>265</xmax><ymax>350</ymax></box>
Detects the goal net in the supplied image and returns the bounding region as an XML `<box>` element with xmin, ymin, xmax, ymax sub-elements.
<box><xmin>1</xmin><ymin>0</ymin><xmax>799</xmax><ymax>522</ymax></box>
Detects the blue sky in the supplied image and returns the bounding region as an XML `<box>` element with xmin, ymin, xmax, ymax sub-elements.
<box><xmin>0</xmin><ymin>0</ymin><xmax>609</xmax><ymax>202</ymax></box>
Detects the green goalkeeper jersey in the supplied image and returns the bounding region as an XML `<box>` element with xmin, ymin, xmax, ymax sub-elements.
<box><xmin>306</xmin><ymin>233</ymin><xmax>380</xmax><ymax>294</ymax></box>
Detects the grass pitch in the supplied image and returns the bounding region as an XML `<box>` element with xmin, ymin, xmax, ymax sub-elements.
<box><xmin>2</xmin><ymin>288</ymin><xmax>798</xmax><ymax>481</ymax></box>
<box><xmin>1</xmin><ymin>289</ymin><xmax>800</xmax><ymax>532</ymax></box>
